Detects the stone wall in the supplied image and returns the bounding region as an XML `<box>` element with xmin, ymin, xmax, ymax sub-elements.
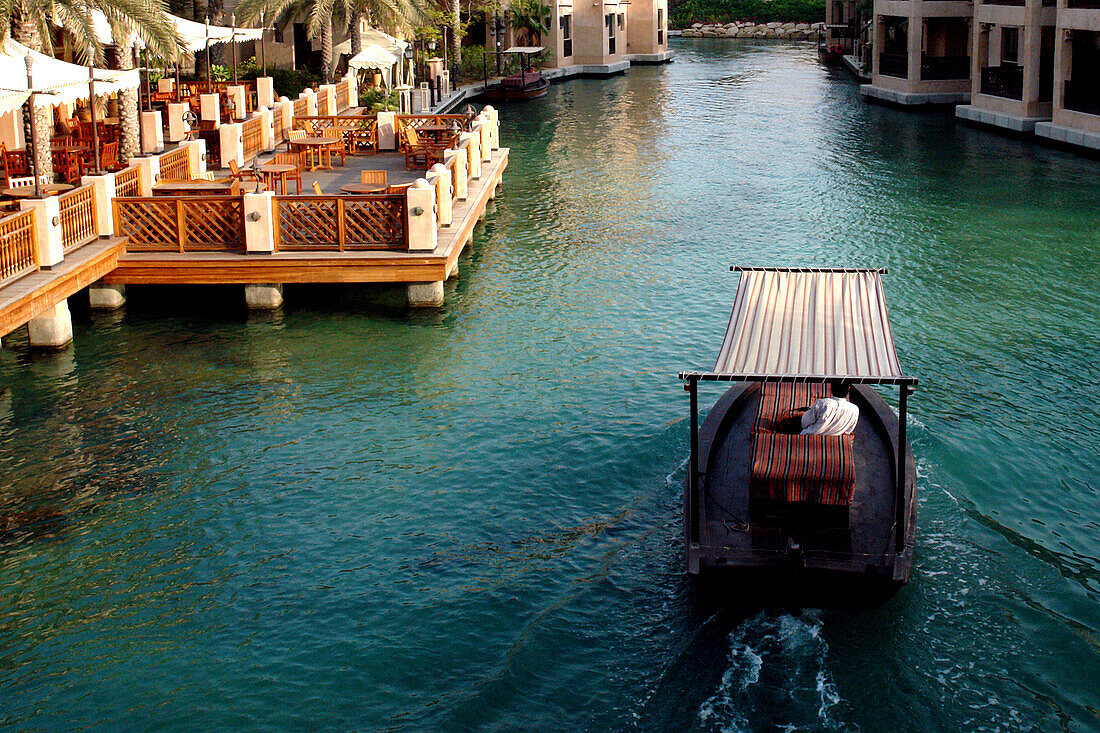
<box><xmin>672</xmin><ymin>21</ymin><xmax>824</xmax><ymax>39</ymax></box>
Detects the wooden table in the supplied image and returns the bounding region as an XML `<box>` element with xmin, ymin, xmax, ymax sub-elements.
<box><xmin>259</xmin><ymin>163</ymin><xmax>298</xmax><ymax>195</ymax></box>
<box><xmin>290</xmin><ymin>137</ymin><xmax>339</xmax><ymax>171</ymax></box>
<box><xmin>153</xmin><ymin>180</ymin><xmax>240</xmax><ymax>196</ymax></box>
<box><xmin>2</xmin><ymin>183</ymin><xmax>74</xmax><ymax>199</ymax></box>
<box><xmin>417</xmin><ymin>125</ymin><xmax>461</xmax><ymax>143</ymax></box>
<box><xmin>50</xmin><ymin>144</ymin><xmax>88</xmax><ymax>154</ymax></box>
<box><xmin>339</xmin><ymin>181</ymin><xmax>388</xmax><ymax>194</ymax></box>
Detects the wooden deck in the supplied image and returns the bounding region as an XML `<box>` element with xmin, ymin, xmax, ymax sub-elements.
<box><xmin>0</xmin><ymin>238</ymin><xmax>127</xmax><ymax>338</ymax></box>
<box><xmin>104</xmin><ymin>148</ymin><xmax>508</xmax><ymax>285</ymax></box>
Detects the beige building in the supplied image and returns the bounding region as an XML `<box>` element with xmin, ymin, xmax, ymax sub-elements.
<box><xmin>862</xmin><ymin>0</ymin><xmax>973</xmax><ymax>105</ymax></box>
<box><xmin>544</xmin><ymin>0</ymin><xmax>671</xmax><ymax>71</ymax></box>
<box><xmin>1034</xmin><ymin>0</ymin><xmax>1100</xmax><ymax>148</ymax></box>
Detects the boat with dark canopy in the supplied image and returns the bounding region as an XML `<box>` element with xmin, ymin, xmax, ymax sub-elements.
<box><xmin>678</xmin><ymin>267</ymin><xmax>918</xmax><ymax>607</ymax></box>
<box><xmin>482</xmin><ymin>47</ymin><xmax>550</xmax><ymax>101</ymax></box>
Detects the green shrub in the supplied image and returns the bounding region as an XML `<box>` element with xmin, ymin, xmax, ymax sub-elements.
<box><xmin>358</xmin><ymin>88</ymin><xmax>400</xmax><ymax>112</ymax></box>
<box><xmin>669</xmin><ymin>0</ymin><xmax>825</xmax><ymax>26</ymax></box>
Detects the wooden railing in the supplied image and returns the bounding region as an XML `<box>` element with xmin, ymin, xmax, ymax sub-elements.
<box><xmin>0</xmin><ymin>209</ymin><xmax>39</xmax><ymax>282</ymax></box>
<box><xmin>114</xmin><ymin>197</ymin><xmax>245</xmax><ymax>253</ymax></box>
<box><xmin>293</xmin><ymin>97</ymin><xmax>309</xmax><ymax>118</ymax></box>
<box><xmin>292</xmin><ymin>115</ymin><xmax>373</xmax><ymax>132</ymax></box>
<box><xmin>242</xmin><ymin>116</ymin><xmax>264</xmax><ymax>162</ymax></box>
<box><xmin>274</xmin><ymin>195</ymin><xmax>407</xmax><ymax>251</ymax></box>
<box><xmin>57</xmin><ymin>184</ymin><xmax>98</xmax><ymax>252</ymax></box>
<box><xmin>335</xmin><ymin>79</ymin><xmax>351</xmax><ymax>112</ymax></box>
<box><xmin>273</xmin><ymin>109</ymin><xmax>287</xmax><ymax>144</ymax></box>
<box><xmin>114</xmin><ymin>164</ymin><xmax>141</xmax><ymax>197</ymax></box>
<box><xmin>159</xmin><ymin>147</ymin><xmax>191</xmax><ymax>181</ymax></box>
<box><xmin>395</xmin><ymin>115</ymin><xmax>473</xmax><ymax>135</ymax></box>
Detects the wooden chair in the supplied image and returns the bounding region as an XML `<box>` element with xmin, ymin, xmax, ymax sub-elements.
<box><xmin>2</xmin><ymin>145</ymin><xmax>30</xmax><ymax>182</ymax></box>
<box><xmin>360</xmin><ymin>170</ymin><xmax>387</xmax><ymax>185</ymax></box>
<box><xmin>312</xmin><ymin>181</ymin><xmax>323</xmax><ymax>195</ymax></box>
<box><xmin>385</xmin><ymin>183</ymin><xmax>413</xmax><ymax>195</ymax></box>
<box><xmin>286</xmin><ymin>129</ymin><xmax>307</xmax><ymax>153</ymax></box>
<box><xmin>272</xmin><ymin>152</ymin><xmax>303</xmax><ymax>194</ymax></box>
<box><xmin>229</xmin><ymin>159</ymin><xmax>261</xmax><ymax>183</ymax></box>
<box><xmin>53</xmin><ymin>149</ymin><xmax>83</xmax><ymax>183</ymax></box>
<box><xmin>99</xmin><ymin>141</ymin><xmax>120</xmax><ymax>172</ymax></box>
<box><xmin>7</xmin><ymin>174</ymin><xmax>52</xmax><ymax>189</ymax></box>
<box><xmin>401</xmin><ymin>128</ymin><xmax>448</xmax><ymax>171</ymax></box>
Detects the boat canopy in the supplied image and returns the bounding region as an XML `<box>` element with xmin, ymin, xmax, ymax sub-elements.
<box><xmin>685</xmin><ymin>267</ymin><xmax>916</xmax><ymax>385</ymax></box>
<box><xmin>503</xmin><ymin>46</ymin><xmax>545</xmax><ymax>54</ymax></box>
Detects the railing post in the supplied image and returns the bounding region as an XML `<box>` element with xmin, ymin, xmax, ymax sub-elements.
<box><xmin>260</xmin><ymin>107</ymin><xmax>275</xmax><ymax>152</ymax></box>
<box><xmin>257</xmin><ymin>76</ymin><xmax>275</xmax><ymax>108</ymax></box>
<box><xmin>226</xmin><ymin>85</ymin><xmax>247</xmax><ymax>121</ymax></box>
<box><xmin>135</xmin><ymin>155</ymin><xmax>159</xmax><ymax>194</ymax></box>
<box><xmin>476</xmin><ymin>115</ymin><xmax>491</xmax><ymax>162</ymax></box>
<box><xmin>181</xmin><ymin>139</ymin><xmax>205</xmax><ymax>177</ymax></box>
<box><xmin>406</xmin><ymin>178</ymin><xmax>437</xmax><ymax>252</ymax></box>
<box><xmin>429</xmin><ymin>163</ymin><xmax>452</xmax><ymax>226</ymax></box>
<box><xmin>243</xmin><ymin>191</ymin><xmax>275</xmax><ymax>253</ymax></box>
<box><xmin>140</xmin><ymin>110</ymin><xmax>164</xmax><ymax>154</ymax></box>
<box><xmin>80</xmin><ymin>172</ymin><xmax>116</xmax><ymax>237</ymax></box>
<box><xmin>345</xmin><ymin>72</ymin><xmax>358</xmax><ymax>108</ymax></box>
<box><xmin>19</xmin><ymin>197</ymin><xmax>64</xmax><ymax>268</ymax></box>
<box><xmin>200</xmin><ymin>93</ymin><xmax>221</xmax><ymax>126</ymax></box>
<box><xmin>166</xmin><ymin>102</ymin><xmax>190</xmax><ymax>142</ymax></box>
<box><xmin>377</xmin><ymin>111</ymin><xmax>397</xmax><ymax>150</ymax></box>
<box><xmin>445</xmin><ymin>146</ymin><xmax>468</xmax><ymax>200</ymax></box>
<box><xmin>460</xmin><ymin>131</ymin><xmax>482</xmax><ymax>179</ymax></box>
<box><xmin>220</xmin><ymin>123</ymin><xmax>244</xmax><ymax>170</ymax></box>
<box><xmin>482</xmin><ymin>105</ymin><xmax>500</xmax><ymax>150</ymax></box>
<box><xmin>303</xmin><ymin>88</ymin><xmax>318</xmax><ymax>116</ymax></box>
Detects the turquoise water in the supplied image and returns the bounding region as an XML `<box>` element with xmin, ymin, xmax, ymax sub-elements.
<box><xmin>2</xmin><ymin>39</ymin><xmax>1099</xmax><ymax>731</ymax></box>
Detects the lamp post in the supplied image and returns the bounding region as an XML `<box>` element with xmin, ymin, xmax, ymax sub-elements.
<box><xmin>24</xmin><ymin>55</ymin><xmax>43</xmax><ymax>199</ymax></box>
<box><xmin>182</xmin><ymin>109</ymin><xmax>198</xmax><ymax>139</ymax></box>
<box><xmin>260</xmin><ymin>11</ymin><xmax>267</xmax><ymax>76</ymax></box>
<box><xmin>231</xmin><ymin>14</ymin><xmax>238</xmax><ymax>85</ymax></box>
<box><xmin>205</xmin><ymin>16</ymin><xmax>213</xmax><ymax>92</ymax></box>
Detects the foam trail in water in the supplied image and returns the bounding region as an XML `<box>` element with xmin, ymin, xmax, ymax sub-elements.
<box><xmin>698</xmin><ymin>612</ymin><xmax>850</xmax><ymax>733</ymax></box>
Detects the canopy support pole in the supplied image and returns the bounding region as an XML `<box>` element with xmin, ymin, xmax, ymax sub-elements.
<box><xmin>687</xmin><ymin>377</ymin><xmax>700</xmax><ymax>546</ymax></box>
<box><xmin>895</xmin><ymin>385</ymin><xmax>912</xmax><ymax>552</ymax></box>
<box><xmin>24</xmin><ymin>57</ymin><xmax>42</xmax><ymax>199</ymax></box>
<box><xmin>260</xmin><ymin>12</ymin><xmax>267</xmax><ymax>76</ymax></box>
<box><xmin>134</xmin><ymin>44</ymin><xmax>146</xmax><ymax>157</ymax></box>
<box><xmin>89</xmin><ymin>56</ymin><xmax>101</xmax><ymax>175</ymax></box>
<box><xmin>205</xmin><ymin>18</ymin><xmax>212</xmax><ymax>93</ymax></box>
<box><xmin>231</xmin><ymin>15</ymin><xmax>238</xmax><ymax>85</ymax></box>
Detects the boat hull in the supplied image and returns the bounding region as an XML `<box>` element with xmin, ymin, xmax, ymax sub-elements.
<box><xmin>482</xmin><ymin>78</ymin><xmax>550</xmax><ymax>101</ymax></box>
<box><xmin>685</xmin><ymin>383</ymin><xmax>917</xmax><ymax>608</ymax></box>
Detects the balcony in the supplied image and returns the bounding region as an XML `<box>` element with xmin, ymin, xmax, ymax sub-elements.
<box><xmin>922</xmin><ymin>55</ymin><xmax>970</xmax><ymax>80</ymax></box>
<box><xmin>981</xmin><ymin>65</ymin><xmax>1024</xmax><ymax>99</ymax></box>
<box><xmin>1065</xmin><ymin>78</ymin><xmax>1100</xmax><ymax>116</ymax></box>
<box><xmin>880</xmin><ymin>53</ymin><xmax>908</xmax><ymax>78</ymax></box>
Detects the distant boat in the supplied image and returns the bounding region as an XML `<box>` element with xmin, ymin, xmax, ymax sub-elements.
<box><xmin>818</xmin><ymin>43</ymin><xmax>844</xmax><ymax>63</ymax></box>
<box><xmin>482</xmin><ymin>47</ymin><xmax>550</xmax><ymax>101</ymax></box>
<box><xmin>679</xmin><ymin>266</ymin><xmax>918</xmax><ymax>608</ymax></box>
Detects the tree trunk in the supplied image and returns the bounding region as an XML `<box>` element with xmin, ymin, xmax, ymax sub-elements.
<box><xmin>321</xmin><ymin>17</ymin><xmax>333</xmax><ymax>83</ymax></box>
<box><xmin>451</xmin><ymin>0</ymin><xmax>462</xmax><ymax>73</ymax></box>
<box><xmin>113</xmin><ymin>36</ymin><xmax>142</xmax><ymax>164</ymax></box>
<box><xmin>12</xmin><ymin>11</ymin><xmax>54</xmax><ymax>182</ymax></box>
<box><xmin>349</xmin><ymin>10</ymin><xmax>362</xmax><ymax>57</ymax></box>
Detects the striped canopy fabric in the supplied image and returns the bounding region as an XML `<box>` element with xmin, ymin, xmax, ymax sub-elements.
<box><xmin>711</xmin><ymin>268</ymin><xmax>911</xmax><ymax>384</ymax></box>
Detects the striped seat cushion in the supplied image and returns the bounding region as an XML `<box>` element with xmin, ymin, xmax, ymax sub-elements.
<box><xmin>750</xmin><ymin>432</ymin><xmax>855</xmax><ymax>506</ymax></box>
<box><xmin>753</xmin><ymin>382</ymin><xmax>828</xmax><ymax>434</ymax></box>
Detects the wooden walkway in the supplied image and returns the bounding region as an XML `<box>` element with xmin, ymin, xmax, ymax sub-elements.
<box><xmin>0</xmin><ymin>238</ymin><xmax>127</xmax><ymax>338</ymax></box>
<box><xmin>105</xmin><ymin>149</ymin><xmax>508</xmax><ymax>285</ymax></box>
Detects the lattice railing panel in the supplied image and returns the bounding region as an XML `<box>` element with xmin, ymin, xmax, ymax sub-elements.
<box><xmin>181</xmin><ymin>199</ymin><xmax>245</xmax><ymax>251</ymax></box>
<box><xmin>395</xmin><ymin>115</ymin><xmax>472</xmax><ymax>135</ymax></box>
<box><xmin>159</xmin><ymin>147</ymin><xmax>190</xmax><ymax>181</ymax></box>
<box><xmin>343</xmin><ymin>197</ymin><xmax>406</xmax><ymax>249</ymax></box>
<box><xmin>115</xmin><ymin>164</ymin><xmax>141</xmax><ymax>197</ymax></box>
<box><xmin>242</xmin><ymin>116</ymin><xmax>264</xmax><ymax>162</ymax></box>
<box><xmin>58</xmin><ymin>184</ymin><xmax>97</xmax><ymax>252</ymax></box>
<box><xmin>115</xmin><ymin>199</ymin><xmax>180</xmax><ymax>252</ymax></box>
<box><xmin>0</xmin><ymin>209</ymin><xmax>39</xmax><ymax>282</ymax></box>
<box><xmin>276</xmin><ymin>197</ymin><xmax>338</xmax><ymax>250</ymax></box>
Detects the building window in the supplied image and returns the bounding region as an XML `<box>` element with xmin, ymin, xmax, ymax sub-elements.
<box><xmin>606</xmin><ymin>13</ymin><xmax>616</xmax><ymax>54</ymax></box>
<box><xmin>1002</xmin><ymin>27</ymin><xmax>1019</xmax><ymax>65</ymax></box>
<box><xmin>618</xmin><ymin>13</ymin><xmax>625</xmax><ymax>31</ymax></box>
<box><xmin>658</xmin><ymin>8</ymin><xmax>664</xmax><ymax>45</ymax></box>
<box><xmin>561</xmin><ymin>14</ymin><xmax>572</xmax><ymax>57</ymax></box>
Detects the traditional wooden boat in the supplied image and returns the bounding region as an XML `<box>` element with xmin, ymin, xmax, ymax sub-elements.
<box><xmin>482</xmin><ymin>47</ymin><xmax>549</xmax><ymax>101</ymax></box>
<box><xmin>679</xmin><ymin>267</ymin><xmax>918</xmax><ymax>607</ymax></box>
<box><xmin>818</xmin><ymin>43</ymin><xmax>844</xmax><ymax>64</ymax></box>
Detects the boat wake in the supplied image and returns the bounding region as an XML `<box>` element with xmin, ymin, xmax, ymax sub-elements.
<box><xmin>698</xmin><ymin>611</ymin><xmax>851</xmax><ymax>732</ymax></box>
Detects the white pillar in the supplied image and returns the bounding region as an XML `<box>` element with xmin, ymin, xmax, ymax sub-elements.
<box><xmin>135</xmin><ymin>155</ymin><xmax>159</xmax><ymax>194</ymax></box>
<box><xmin>303</xmin><ymin>89</ymin><xmax>318</xmax><ymax>116</ymax></box>
<box><xmin>200</xmin><ymin>93</ymin><xmax>220</xmax><ymax>125</ymax></box>
<box><xmin>89</xmin><ymin>280</ymin><xmax>125</xmax><ymax>309</ymax></box>
<box><xmin>182</xmin><ymin>139</ymin><xmax>205</xmax><ymax>178</ymax></box>
<box><xmin>406</xmin><ymin>178</ymin><xmax>437</xmax><ymax>252</ymax></box>
<box><xmin>140</xmin><ymin>110</ymin><xmax>164</xmax><ymax>153</ymax></box>
<box><xmin>243</xmin><ymin>192</ymin><xmax>275</xmax><ymax>253</ymax></box>
<box><xmin>226</xmin><ymin>85</ymin><xmax>247</xmax><ymax>120</ymax></box>
<box><xmin>257</xmin><ymin>76</ymin><xmax>275</xmax><ymax>108</ymax></box>
<box><xmin>260</xmin><ymin>107</ymin><xmax>275</xmax><ymax>151</ymax></box>
<box><xmin>477</xmin><ymin>117</ymin><xmax>491</xmax><ymax>162</ymax></box>
<box><xmin>245</xmin><ymin>284</ymin><xmax>283</xmax><ymax>309</ymax></box>
<box><xmin>377</xmin><ymin>111</ymin><xmax>396</xmax><ymax>150</ymax></box>
<box><xmin>429</xmin><ymin>163</ymin><xmax>452</xmax><ymax>226</ymax></box>
<box><xmin>220</xmin><ymin>123</ymin><xmax>244</xmax><ymax>169</ymax></box>
<box><xmin>80</xmin><ymin>172</ymin><xmax>115</xmax><ymax>237</ymax></box>
<box><xmin>482</xmin><ymin>105</ymin><xmax>500</xmax><ymax>149</ymax></box>
<box><xmin>19</xmin><ymin>197</ymin><xmax>63</xmax><ymax>267</ymax></box>
<box><xmin>273</xmin><ymin>101</ymin><xmax>293</xmax><ymax>145</ymax></box>
<box><xmin>445</xmin><ymin>147</ymin><xmax>468</xmax><ymax>200</ymax></box>
<box><xmin>167</xmin><ymin>102</ymin><xmax>190</xmax><ymax>142</ymax></box>
<box><xmin>27</xmin><ymin>300</ymin><xmax>73</xmax><ymax>348</ymax></box>
<box><xmin>460</xmin><ymin>133</ymin><xmax>481</xmax><ymax>178</ymax></box>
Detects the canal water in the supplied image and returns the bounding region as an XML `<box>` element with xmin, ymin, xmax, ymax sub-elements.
<box><xmin>2</xmin><ymin>39</ymin><xmax>1099</xmax><ymax>731</ymax></box>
